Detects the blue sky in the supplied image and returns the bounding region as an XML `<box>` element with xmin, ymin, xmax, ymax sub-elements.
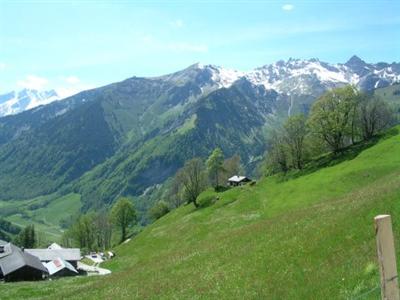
<box><xmin>1</xmin><ymin>0</ymin><xmax>399</xmax><ymax>96</ymax></box>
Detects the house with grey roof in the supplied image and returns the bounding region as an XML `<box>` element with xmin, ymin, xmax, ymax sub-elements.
<box><xmin>227</xmin><ymin>175</ymin><xmax>251</xmax><ymax>186</ymax></box>
<box><xmin>25</xmin><ymin>247</ymin><xmax>81</xmax><ymax>268</ymax></box>
<box><xmin>0</xmin><ymin>242</ymin><xmax>48</xmax><ymax>281</ymax></box>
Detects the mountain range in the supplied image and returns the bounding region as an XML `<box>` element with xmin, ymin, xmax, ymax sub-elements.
<box><xmin>0</xmin><ymin>55</ymin><xmax>399</xmax><ymax>218</ymax></box>
<box><xmin>2</xmin><ymin>55</ymin><xmax>399</xmax><ymax>118</ymax></box>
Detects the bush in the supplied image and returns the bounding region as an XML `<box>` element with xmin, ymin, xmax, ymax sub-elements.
<box><xmin>197</xmin><ymin>193</ymin><xmax>218</xmax><ymax>208</ymax></box>
<box><xmin>149</xmin><ymin>201</ymin><xmax>170</xmax><ymax>220</ymax></box>
<box><xmin>214</xmin><ymin>185</ymin><xmax>230</xmax><ymax>192</ymax></box>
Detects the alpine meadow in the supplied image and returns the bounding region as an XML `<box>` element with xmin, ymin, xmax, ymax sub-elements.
<box><xmin>1</xmin><ymin>1</ymin><xmax>400</xmax><ymax>299</ymax></box>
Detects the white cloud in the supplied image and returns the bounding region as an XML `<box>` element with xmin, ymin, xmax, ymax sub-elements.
<box><xmin>0</xmin><ymin>62</ymin><xmax>6</xmax><ymax>70</ymax></box>
<box><xmin>55</xmin><ymin>85</ymin><xmax>93</xmax><ymax>99</ymax></box>
<box><xmin>282</xmin><ymin>4</ymin><xmax>294</xmax><ymax>11</ymax></box>
<box><xmin>167</xmin><ymin>42</ymin><xmax>208</xmax><ymax>53</ymax></box>
<box><xmin>56</xmin><ymin>76</ymin><xmax>93</xmax><ymax>98</ymax></box>
<box><xmin>64</xmin><ymin>76</ymin><xmax>80</xmax><ymax>84</ymax></box>
<box><xmin>170</xmin><ymin>19</ymin><xmax>184</xmax><ymax>28</ymax></box>
<box><xmin>13</xmin><ymin>74</ymin><xmax>94</xmax><ymax>98</ymax></box>
<box><xmin>17</xmin><ymin>75</ymin><xmax>48</xmax><ymax>90</ymax></box>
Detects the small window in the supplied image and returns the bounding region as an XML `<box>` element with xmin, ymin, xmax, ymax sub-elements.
<box><xmin>0</xmin><ymin>246</ymin><xmax>4</xmax><ymax>253</ymax></box>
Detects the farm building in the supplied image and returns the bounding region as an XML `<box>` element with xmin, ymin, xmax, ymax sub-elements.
<box><xmin>48</xmin><ymin>242</ymin><xmax>63</xmax><ymax>250</ymax></box>
<box><xmin>0</xmin><ymin>241</ymin><xmax>48</xmax><ymax>282</ymax></box>
<box><xmin>25</xmin><ymin>245</ymin><xmax>81</xmax><ymax>268</ymax></box>
<box><xmin>44</xmin><ymin>257</ymin><xmax>78</xmax><ymax>277</ymax></box>
<box><xmin>227</xmin><ymin>175</ymin><xmax>251</xmax><ymax>186</ymax></box>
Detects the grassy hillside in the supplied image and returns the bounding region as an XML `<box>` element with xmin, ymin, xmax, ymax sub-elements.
<box><xmin>2</xmin><ymin>127</ymin><xmax>400</xmax><ymax>299</ymax></box>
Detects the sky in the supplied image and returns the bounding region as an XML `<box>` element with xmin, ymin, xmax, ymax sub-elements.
<box><xmin>0</xmin><ymin>0</ymin><xmax>399</xmax><ymax>97</ymax></box>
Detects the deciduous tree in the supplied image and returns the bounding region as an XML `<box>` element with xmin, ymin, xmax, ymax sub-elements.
<box><xmin>206</xmin><ymin>148</ymin><xmax>225</xmax><ymax>188</ymax></box>
<box><xmin>220</xmin><ymin>154</ymin><xmax>243</xmax><ymax>184</ymax></box>
<box><xmin>94</xmin><ymin>211</ymin><xmax>113</xmax><ymax>251</ymax></box>
<box><xmin>176</xmin><ymin>158</ymin><xmax>208</xmax><ymax>208</ymax></box>
<box><xmin>111</xmin><ymin>197</ymin><xmax>137</xmax><ymax>243</ymax></box>
<box><xmin>264</xmin><ymin>129</ymin><xmax>289</xmax><ymax>175</ymax></box>
<box><xmin>308</xmin><ymin>86</ymin><xmax>359</xmax><ymax>153</ymax></box>
<box><xmin>283</xmin><ymin>115</ymin><xmax>308</xmax><ymax>169</ymax></box>
<box><xmin>357</xmin><ymin>94</ymin><xmax>393</xmax><ymax>140</ymax></box>
<box><xmin>149</xmin><ymin>201</ymin><xmax>170</xmax><ymax>221</ymax></box>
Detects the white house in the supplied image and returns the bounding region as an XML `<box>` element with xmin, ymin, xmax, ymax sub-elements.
<box><xmin>227</xmin><ymin>175</ymin><xmax>251</xmax><ymax>186</ymax></box>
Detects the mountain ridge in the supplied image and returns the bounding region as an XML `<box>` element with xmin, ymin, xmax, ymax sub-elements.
<box><xmin>2</xmin><ymin>56</ymin><xmax>399</xmax><ymax>118</ymax></box>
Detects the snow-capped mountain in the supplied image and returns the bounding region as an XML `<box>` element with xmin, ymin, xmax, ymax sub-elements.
<box><xmin>0</xmin><ymin>89</ymin><xmax>59</xmax><ymax>117</ymax></box>
<box><xmin>166</xmin><ymin>56</ymin><xmax>400</xmax><ymax>97</ymax></box>
<box><xmin>156</xmin><ymin>63</ymin><xmax>244</xmax><ymax>92</ymax></box>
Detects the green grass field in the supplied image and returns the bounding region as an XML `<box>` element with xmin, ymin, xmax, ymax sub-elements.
<box><xmin>0</xmin><ymin>193</ymin><xmax>81</xmax><ymax>243</ymax></box>
<box><xmin>2</xmin><ymin>128</ymin><xmax>400</xmax><ymax>299</ymax></box>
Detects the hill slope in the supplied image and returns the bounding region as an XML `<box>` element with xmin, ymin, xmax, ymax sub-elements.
<box><xmin>2</xmin><ymin>127</ymin><xmax>400</xmax><ymax>299</ymax></box>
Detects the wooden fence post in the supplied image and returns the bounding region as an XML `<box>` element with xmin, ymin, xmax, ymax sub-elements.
<box><xmin>375</xmin><ymin>214</ymin><xmax>400</xmax><ymax>300</ymax></box>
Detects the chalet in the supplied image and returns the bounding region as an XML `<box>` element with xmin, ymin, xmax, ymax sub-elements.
<box><xmin>0</xmin><ymin>241</ymin><xmax>48</xmax><ymax>282</ymax></box>
<box><xmin>25</xmin><ymin>245</ymin><xmax>81</xmax><ymax>268</ymax></box>
<box><xmin>227</xmin><ymin>175</ymin><xmax>251</xmax><ymax>187</ymax></box>
<box><xmin>44</xmin><ymin>257</ymin><xmax>78</xmax><ymax>277</ymax></box>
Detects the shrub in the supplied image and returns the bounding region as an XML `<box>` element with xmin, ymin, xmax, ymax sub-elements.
<box><xmin>149</xmin><ymin>201</ymin><xmax>170</xmax><ymax>220</ymax></box>
<box><xmin>197</xmin><ymin>193</ymin><xmax>217</xmax><ymax>208</ymax></box>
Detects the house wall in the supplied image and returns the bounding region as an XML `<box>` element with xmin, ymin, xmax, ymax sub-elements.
<box><xmin>70</xmin><ymin>261</ymin><xmax>78</xmax><ymax>268</ymax></box>
<box><xmin>4</xmin><ymin>266</ymin><xmax>45</xmax><ymax>282</ymax></box>
<box><xmin>51</xmin><ymin>268</ymin><xmax>77</xmax><ymax>277</ymax></box>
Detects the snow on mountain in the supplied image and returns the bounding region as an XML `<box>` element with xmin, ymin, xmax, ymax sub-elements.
<box><xmin>171</xmin><ymin>57</ymin><xmax>399</xmax><ymax>96</ymax></box>
<box><xmin>243</xmin><ymin>57</ymin><xmax>400</xmax><ymax>94</ymax></box>
<box><xmin>0</xmin><ymin>89</ymin><xmax>59</xmax><ymax>117</ymax></box>
<box><xmin>2</xmin><ymin>56</ymin><xmax>398</xmax><ymax>118</ymax></box>
<box><xmin>199</xmin><ymin>64</ymin><xmax>245</xmax><ymax>88</ymax></box>
<box><xmin>156</xmin><ymin>63</ymin><xmax>244</xmax><ymax>93</ymax></box>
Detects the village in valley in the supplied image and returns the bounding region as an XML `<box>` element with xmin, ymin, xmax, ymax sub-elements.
<box><xmin>0</xmin><ymin>239</ymin><xmax>113</xmax><ymax>281</ymax></box>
